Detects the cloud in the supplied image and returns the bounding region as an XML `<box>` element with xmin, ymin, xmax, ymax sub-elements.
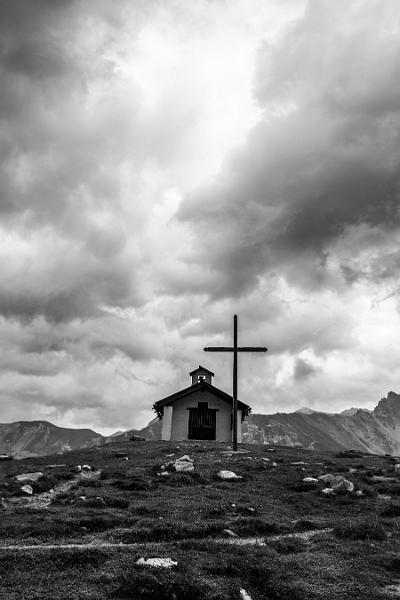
<box><xmin>178</xmin><ymin>0</ymin><xmax>400</xmax><ymax>298</ymax></box>
<box><xmin>2</xmin><ymin>0</ymin><xmax>400</xmax><ymax>433</ymax></box>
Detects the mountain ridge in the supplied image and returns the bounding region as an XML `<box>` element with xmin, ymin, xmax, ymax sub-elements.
<box><xmin>3</xmin><ymin>391</ymin><xmax>400</xmax><ymax>457</ymax></box>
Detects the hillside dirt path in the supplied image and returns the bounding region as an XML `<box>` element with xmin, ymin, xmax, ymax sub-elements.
<box><xmin>0</xmin><ymin>528</ymin><xmax>332</xmax><ymax>551</ymax></box>
<box><xmin>6</xmin><ymin>469</ymin><xmax>101</xmax><ymax>510</ymax></box>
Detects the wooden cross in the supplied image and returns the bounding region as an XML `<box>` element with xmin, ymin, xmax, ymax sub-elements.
<box><xmin>204</xmin><ymin>314</ymin><xmax>267</xmax><ymax>451</ymax></box>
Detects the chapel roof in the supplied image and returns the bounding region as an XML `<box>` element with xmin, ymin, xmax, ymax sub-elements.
<box><xmin>189</xmin><ymin>365</ymin><xmax>215</xmax><ymax>377</ymax></box>
<box><xmin>152</xmin><ymin>380</ymin><xmax>251</xmax><ymax>422</ymax></box>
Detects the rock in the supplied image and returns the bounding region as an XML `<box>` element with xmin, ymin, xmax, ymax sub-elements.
<box><xmin>318</xmin><ymin>473</ymin><xmax>354</xmax><ymax>492</ymax></box>
<box><xmin>165</xmin><ymin>453</ymin><xmax>175</xmax><ymax>457</ymax></box>
<box><xmin>20</xmin><ymin>485</ymin><xmax>33</xmax><ymax>495</ymax></box>
<box><xmin>272</xmin><ymin>462</ymin><xmax>278</xmax><ymax>468</ymax></box>
<box><xmin>223</xmin><ymin>529</ymin><xmax>239</xmax><ymax>538</ymax></box>
<box><xmin>0</xmin><ymin>454</ymin><xmax>12</xmax><ymax>461</ymax></box>
<box><xmin>394</xmin><ymin>464</ymin><xmax>400</xmax><ymax>472</ymax></box>
<box><xmin>1</xmin><ymin>497</ymin><xmax>7</xmax><ymax>509</ymax></box>
<box><xmin>266</xmin><ymin>448</ymin><xmax>276</xmax><ymax>452</ymax></box>
<box><xmin>130</xmin><ymin>435</ymin><xmax>146</xmax><ymax>441</ymax></box>
<box><xmin>321</xmin><ymin>487</ymin><xmax>335</xmax><ymax>496</ymax></box>
<box><xmin>240</xmin><ymin>589</ymin><xmax>253</xmax><ymax>600</ymax></box>
<box><xmin>292</xmin><ymin>461</ymin><xmax>308</xmax><ymax>465</ymax></box>
<box><xmin>123</xmin><ymin>456</ymin><xmax>129</xmax><ymax>461</ymax></box>
<box><xmin>46</xmin><ymin>464</ymin><xmax>67</xmax><ymax>468</ymax></box>
<box><xmin>115</xmin><ymin>452</ymin><xmax>128</xmax><ymax>458</ymax></box>
<box><xmin>159</xmin><ymin>471</ymin><xmax>170</xmax><ymax>477</ymax></box>
<box><xmin>302</xmin><ymin>477</ymin><xmax>319</xmax><ymax>484</ymax></box>
<box><xmin>76</xmin><ymin>465</ymin><xmax>82</xmax><ymax>472</ymax></box>
<box><xmin>355</xmin><ymin>490</ymin><xmax>364</xmax><ymax>496</ymax></box>
<box><xmin>15</xmin><ymin>472</ymin><xmax>43</xmax><ymax>483</ymax></box>
<box><xmin>174</xmin><ymin>455</ymin><xmax>194</xmax><ymax>473</ymax></box>
<box><xmin>335</xmin><ymin>478</ymin><xmax>354</xmax><ymax>492</ymax></box>
<box><xmin>217</xmin><ymin>470</ymin><xmax>242</xmax><ymax>481</ymax></box>
<box><xmin>81</xmin><ymin>464</ymin><xmax>92</xmax><ymax>471</ymax></box>
<box><xmin>262</xmin><ymin>457</ymin><xmax>270</xmax><ymax>462</ymax></box>
<box><xmin>136</xmin><ymin>557</ymin><xmax>177</xmax><ymax>568</ymax></box>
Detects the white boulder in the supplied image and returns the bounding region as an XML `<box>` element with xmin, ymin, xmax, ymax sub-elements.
<box><xmin>20</xmin><ymin>484</ymin><xmax>33</xmax><ymax>495</ymax></box>
<box><xmin>15</xmin><ymin>472</ymin><xmax>43</xmax><ymax>483</ymax></box>
<box><xmin>81</xmin><ymin>464</ymin><xmax>92</xmax><ymax>471</ymax></box>
<box><xmin>136</xmin><ymin>557</ymin><xmax>177</xmax><ymax>568</ymax></box>
<box><xmin>302</xmin><ymin>477</ymin><xmax>319</xmax><ymax>484</ymax></box>
<box><xmin>321</xmin><ymin>487</ymin><xmax>335</xmax><ymax>496</ymax></box>
<box><xmin>174</xmin><ymin>455</ymin><xmax>194</xmax><ymax>472</ymax></box>
<box><xmin>318</xmin><ymin>473</ymin><xmax>354</xmax><ymax>492</ymax></box>
<box><xmin>240</xmin><ymin>589</ymin><xmax>253</xmax><ymax>600</ymax></box>
<box><xmin>217</xmin><ymin>470</ymin><xmax>242</xmax><ymax>481</ymax></box>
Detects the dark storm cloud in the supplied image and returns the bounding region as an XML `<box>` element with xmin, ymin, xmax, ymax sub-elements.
<box><xmin>293</xmin><ymin>357</ymin><xmax>319</xmax><ymax>381</ymax></box>
<box><xmin>178</xmin><ymin>0</ymin><xmax>400</xmax><ymax>298</ymax></box>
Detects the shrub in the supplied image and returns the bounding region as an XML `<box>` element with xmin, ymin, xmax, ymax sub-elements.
<box><xmin>113</xmin><ymin>567</ymin><xmax>226</xmax><ymax>600</ymax></box>
<box><xmin>229</xmin><ymin>517</ymin><xmax>282</xmax><ymax>536</ymax></box>
<box><xmin>334</xmin><ymin>520</ymin><xmax>386</xmax><ymax>541</ymax></box>
<box><xmin>112</xmin><ymin>476</ymin><xmax>149</xmax><ymax>491</ymax></box>
<box><xmin>381</xmin><ymin>503</ymin><xmax>400</xmax><ymax>518</ymax></box>
<box><xmin>270</xmin><ymin>537</ymin><xmax>308</xmax><ymax>554</ymax></box>
<box><xmin>289</xmin><ymin>481</ymin><xmax>318</xmax><ymax>493</ymax></box>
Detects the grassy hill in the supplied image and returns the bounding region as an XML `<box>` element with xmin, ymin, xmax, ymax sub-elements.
<box><xmin>2</xmin><ymin>440</ymin><xmax>400</xmax><ymax>599</ymax></box>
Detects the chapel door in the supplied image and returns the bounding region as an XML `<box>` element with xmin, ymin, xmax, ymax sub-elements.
<box><xmin>188</xmin><ymin>404</ymin><xmax>216</xmax><ymax>440</ymax></box>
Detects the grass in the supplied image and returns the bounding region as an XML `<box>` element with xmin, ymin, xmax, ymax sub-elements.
<box><xmin>2</xmin><ymin>440</ymin><xmax>400</xmax><ymax>598</ymax></box>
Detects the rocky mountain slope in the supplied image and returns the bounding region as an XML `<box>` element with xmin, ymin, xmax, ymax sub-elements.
<box><xmin>241</xmin><ymin>391</ymin><xmax>400</xmax><ymax>454</ymax></box>
<box><xmin>0</xmin><ymin>421</ymin><xmax>104</xmax><ymax>458</ymax></box>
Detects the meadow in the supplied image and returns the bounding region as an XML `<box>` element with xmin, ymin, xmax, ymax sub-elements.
<box><xmin>1</xmin><ymin>440</ymin><xmax>400</xmax><ymax>599</ymax></box>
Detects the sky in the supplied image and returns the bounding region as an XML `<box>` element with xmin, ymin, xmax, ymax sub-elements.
<box><xmin>1</xmin><ymin>0</ymin><xmax>400</xmax><ymax>435</ymax></box>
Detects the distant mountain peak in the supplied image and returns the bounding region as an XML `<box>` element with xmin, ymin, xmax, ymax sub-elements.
<box><xmin>295</xmin><ymin>406</ymin><xmax>316</xmax><ymax>414</ymax></box>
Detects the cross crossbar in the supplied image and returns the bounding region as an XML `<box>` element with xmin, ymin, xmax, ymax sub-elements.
<box><xmin>203</xmin><ymin>314</ymin><xmax>268</xmax><ymax>450</ymax></box>
<box><xmin>204</xmin><ymin>347</ymin><xmax>267</xmax><ymax>352</ymax></box>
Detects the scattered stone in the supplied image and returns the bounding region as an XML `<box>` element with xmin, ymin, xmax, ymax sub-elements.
<box><xmin>318</xmin><ymin>473</ymin><xmax>354</xmax><ymax>492</ymax></box>
<box><xmin>302</xmin><ymin>477</ymin><xmax>319</xmax><ymax>484</ymax></box>
<box><xmin>0</xmin><ymin>454</ymin><xmax>12</xmax><ymax>461</ymax></box>
<box><xmin>262</xmin><ymin>457</ymin><xmax>270</xmax><ymax>462</ymax></box>
<box><xmin>218</xmin><ymin>470</ymin><xmax>242</xmax><ymax>481</ymax></box>
<box><xmin>136</xmin><ymin>557</ymin><xmax>177</xmax><ymax>568</ymax></box>
<box><xmin>15</xmin><ymin>472</ymin><xmax>43</xmax><ymax>483</ymax></box>
<box><xmin>165</xmin><ymin>453</ymin><xmax>175</xmax><ymax>457</ymax></box>
<box><xmin>394</xmin><ymin>464</ymin><xmax>400</xmax><ymax>472</ymax></box>
<box><xmin>348</xmin><ymin>468</ymin><xmax>357</xmax><ymax>473</ymax></box>
<box><xmin>159</xmin><ymin>472</ymin><xmax>170</xmax><ymax>477</ymax></box>
<box><xmin>321</xmin><ymin>487</ymin><xmax>335</xmax><ymax>496</ymax></box>
<box><xmin>266</xmin><ymin>448</ymin><xmax>276</xmax><ymax>452</ymax></box>
<box><xmin>81</xmin><ymin>464</ymin><xmax>92</xmax><ymax>471</ymax></box>
<box><xmin>355</xmin><ymin>490</ymin><xmax>364</xmax><ymax>497</ymax></box>
<box><xmin>240</xmin><ymin>589</ymin><xmax>253</xmax><ymax>600</ymax></box>
<box><xmin>223</xmin><ymin>529</ymin><xmax>239</xmax><ymax>538</ymax></box>
<box><xmin>292</xmin><ymin>461</ymin><xmax>308</xmax><ymax>466</ymax></box>
<box><xmin>1</xmin><ymin>497</ymin><xmax>7</xmax><ymax>508</ymax></box>
<box><xmin>123</xmin><ymin>456</ymin><xmax>129</xmax><ymax>461</ymax></box>
<box><xmin>20</xmin><ymin>485</ymin><xmax>33</xmax><ymax>495</ymax></box>
<box><xmin>174</xmin><ymin>455</ymin><xmax>194</xmax><ymax>472</ymax></box>
<box><xmin>272</xmin><ymin>462</ymin><xmax>278</xmax><ymax>468</ymax></box>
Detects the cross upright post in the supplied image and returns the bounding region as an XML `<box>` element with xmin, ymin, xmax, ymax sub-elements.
<box><xmin>204</xmin><ymin>314</ymin><xmax>267</xmax><ymax>451</ymax></box>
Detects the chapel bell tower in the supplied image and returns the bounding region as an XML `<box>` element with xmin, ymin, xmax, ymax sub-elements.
<box><xmin>190</xmin><ymin>365</ymin><xmax>214</xmax><ymax>386</ymax></box>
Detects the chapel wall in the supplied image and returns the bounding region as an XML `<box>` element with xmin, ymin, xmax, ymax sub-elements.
<box><xmin>170</xmin><ymin>390</ymin><xmax>233</xmax><ymax>442</ymax></box>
